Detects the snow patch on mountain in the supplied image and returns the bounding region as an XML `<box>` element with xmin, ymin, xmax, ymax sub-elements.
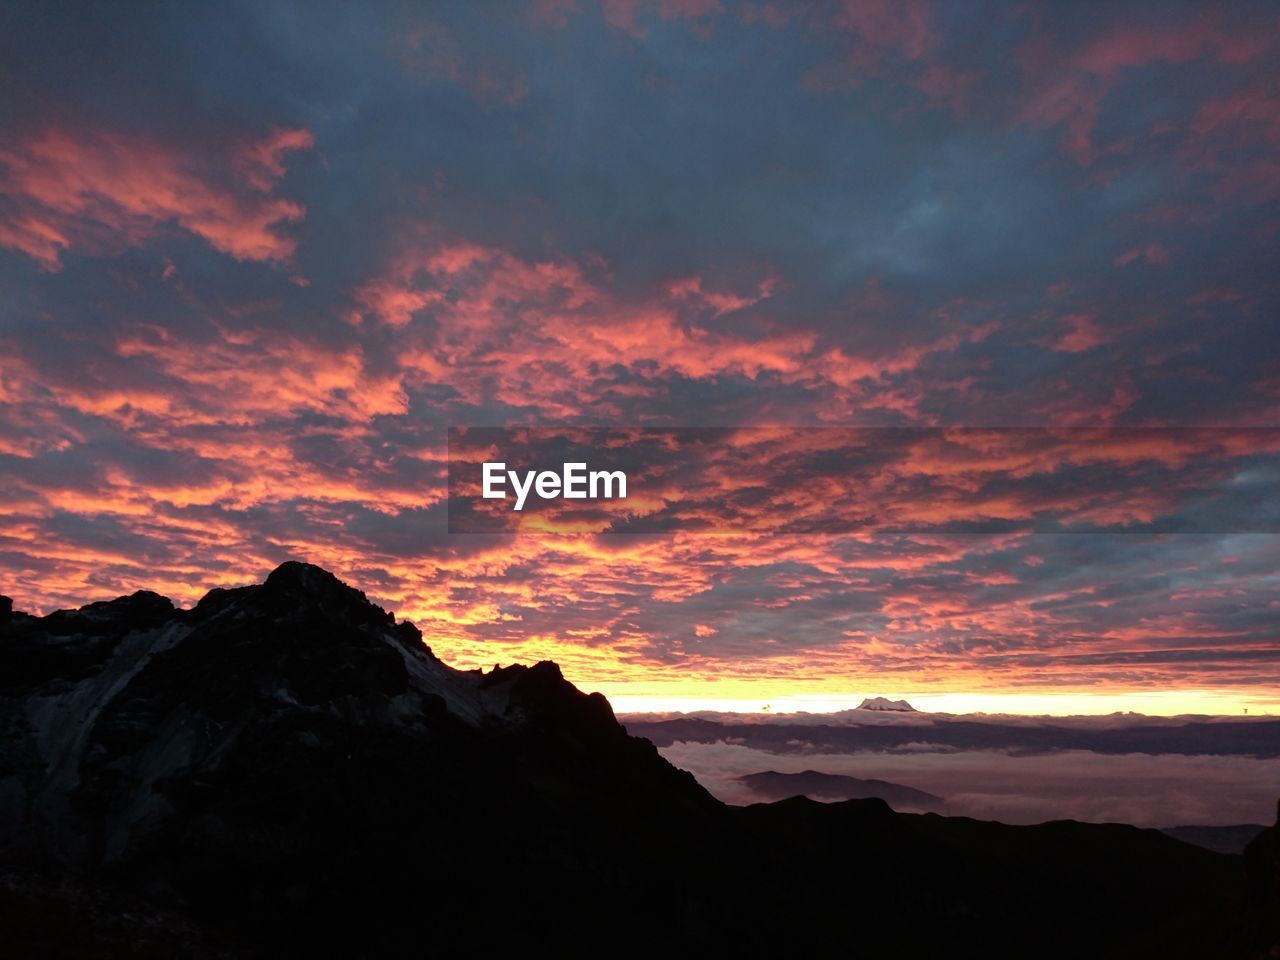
<box><xmin>857</xmin><ymin>697</ymin><xmax>917</xmax><ymax>712</ymax></box>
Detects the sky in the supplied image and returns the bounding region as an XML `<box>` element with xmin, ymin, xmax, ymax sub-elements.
<box><xmin>1</xmin><ymin>0</ymin><xmax>1278</xmax><ymax>714</ymax></box>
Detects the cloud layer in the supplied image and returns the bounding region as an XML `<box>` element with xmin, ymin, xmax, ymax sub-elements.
<box><xmin>1</xmin><ymin>0</ymin><xmax>1277</xmax><ymax>705</ymax></box>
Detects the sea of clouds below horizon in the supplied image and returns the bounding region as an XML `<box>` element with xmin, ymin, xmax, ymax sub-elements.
<box><xmin>619</xmin><ymin>710</ymin><xmax>1280</xmax><ymax>827</ymax></box>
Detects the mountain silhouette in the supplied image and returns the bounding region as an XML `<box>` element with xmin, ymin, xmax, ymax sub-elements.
<box><xmin>1162</xmin><ymin>823</ymin><xmax>1268</xmax><ymax>855</ymax></box>
<box><xmin>738</xmin><ymin>770</ymin><xmax>944</xmax><ymax>811</ymax></box>
<box><xmin>1</xmin><ymin>562</ymin><xmax>1276</xmax><ymax>957</ymax></box>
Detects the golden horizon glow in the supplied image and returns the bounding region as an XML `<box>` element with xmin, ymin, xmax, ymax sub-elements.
<box><xmin>9</xmin><ymin>578</ymin><xmax>1278</xmax><ymax>720</ymax></box>
<box><xmin>601</xmin><ymin>687</ymin><xmax>1280</xmax><ymax>717</ymax></box>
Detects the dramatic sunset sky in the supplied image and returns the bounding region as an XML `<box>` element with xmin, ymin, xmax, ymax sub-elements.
<box><xmin>2</xmin><ymin>0</ymin><xmax>1278</xmax><ymax>714</ymax></box>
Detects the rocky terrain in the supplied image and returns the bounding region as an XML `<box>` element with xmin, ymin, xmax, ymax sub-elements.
<box><xmin>1</xmin><ymin>562</ymin><xmax>1276</xmax><ymax>957</ymax></box>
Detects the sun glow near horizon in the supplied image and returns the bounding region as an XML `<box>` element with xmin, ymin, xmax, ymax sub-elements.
<box><xmin>9</xmin><ymin>573</ymin><xmax>1275</xmax><ymax>722</ymax></box>
<box><xmin>602</xmin><ymin>687</ymin><xmax>1280</xmax><ymax>718</ymax></box>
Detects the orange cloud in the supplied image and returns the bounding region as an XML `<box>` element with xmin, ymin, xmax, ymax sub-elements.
<box><xmin>1047</xmin><ymin>313</ymin><xmax>1111</xmax><ymax>353</ymax></box>
<box><xmin>0</xmin><ymin>124</ymin><xmax>312</xmax><ymax>269</ymax></box>
<box><xmin>1017</xmin><ymin>15</ymin><xmax>1274</xmax><ymax>164</ymax></box>
<box><xmin>351</xmin><ymin>230</ymin><xmax>981</xmax><ymax>424</ymax></box>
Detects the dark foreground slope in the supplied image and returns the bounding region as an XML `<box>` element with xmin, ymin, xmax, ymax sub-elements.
<box><xmin>0</xmin><ymin>563</ymin><xmax>1274</xmax><ymax>958</ymax></box>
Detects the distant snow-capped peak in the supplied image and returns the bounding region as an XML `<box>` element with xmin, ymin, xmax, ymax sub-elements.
<box><xmin>856</xmin><ymin>697</ymin><xmax>917</xmax><ymax>712</ymax></box>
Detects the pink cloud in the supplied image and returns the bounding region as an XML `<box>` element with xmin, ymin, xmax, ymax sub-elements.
<box><xmin>0</xmin><ymin>125</ymin><xmax>312</xmax><ymax>269</ymax></box>
<box><xmin>234</xmin><ymin>127</ymin><xmax>316</xmax><ymax>192</ymax></box>
<box><xmin>833</xmin><ymin>0</ymin><xmax>931</xmax><ymax>62</ymax></box>
<box><xmin>913</xmin><ymin>64</ymin><xmax>977</xmax><ymax>116</ymax></box>
<box><xmin>1114</xmin><ymin>244</ymin><xmax>1172</xmax><ymax>268</ymax></box>
<box><xmin>1018</xmin><ymin>16</ymin><xmax>1274</xmax><ymax>165</ymax></box>
<box><xmin>667</xmin><ymin>274</ymin><xmax>776</xmax><ymax>315</ymax></box>
<box><xmin>397</xmin><ymin>20</ymin><xmax>527</xmax><ymax>104</ymax></box>
<box><xmin>347</xmin><ymin>227</ymin><xmax>992</xmax><ymax>425</ymax></box>
<box><xmin>660</xmin><ymin>0</ymin><xmax>723</xmax><ymax>19</ymax></box>
<box><xmin>352</xmin><ymin>232</ymin><xmax>814</xmax><ymax>417</ymax></box>
<box><xmin>1049</xmin><ymin>313</ymin><xmax>1111</xmax><ymax>354</ymax></box>
<box><xmin>1181</xmin><ymin>85</ymin><xmax>1280</xmax><ymax>202</ymax></box>
<box><xmin>740</xmin><ymin>2</ymin><xmax>803</xmax><ymax>30</ymax></box>
<box><xmin>530</xmin><ymin>0</ymin><xmax>579</xmax><ymax>29</ymax></box>
<box><xmin>599</xmin><ymin>0</ymin><xmax>723</xmax><ymax>37</ymax></box>
<box><xmin>800</xmin><ymin>1</ymin><xmax>977</xmax><ymax>117</ymax></box>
